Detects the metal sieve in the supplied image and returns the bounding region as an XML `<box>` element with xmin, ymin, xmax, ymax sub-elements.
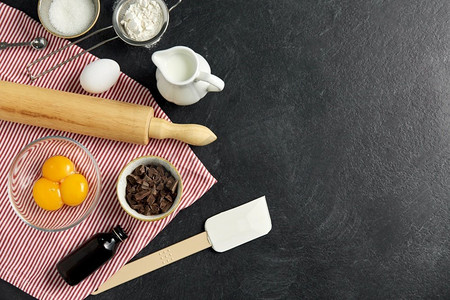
<box><xmin>27</xmin><ymin>0</ymin><xmax>182</xmax><ymax>81</ymax></box>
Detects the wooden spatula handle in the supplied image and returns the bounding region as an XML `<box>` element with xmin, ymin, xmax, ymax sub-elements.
<box><xmin>92</xmin><ymin>232</ymin><xmax>212</xmax><ymax>295</ymax></box>
<box><xmin>0</xmin><ymin>81</ymin><xmax>216</xmax><ymax>146</ymax></box>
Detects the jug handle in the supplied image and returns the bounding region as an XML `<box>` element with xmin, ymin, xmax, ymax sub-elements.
<box><xmin>196</xmin><ymin>72</ymin><xmax>225</xmax><ymax>92</ymax></box>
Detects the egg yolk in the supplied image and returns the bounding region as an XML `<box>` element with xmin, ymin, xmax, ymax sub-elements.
<box><xmin>42</xmin><ymin>156</ymin><xmax>75</xmax><ymax>182</ymax></box>
<box><xmin>60</xmin><ymin>173</ymin><xmax>89</xmax><ymax>206</ymax></box>
<box><xmin>32</xmin><ymin>178</ymin><xmax>63</xmax><ymax>211</ymax></box>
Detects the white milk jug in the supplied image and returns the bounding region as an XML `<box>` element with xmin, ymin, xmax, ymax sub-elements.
<box><xmin>152</xmin><ymin>46</ymin><xmax>225</xmax><ymax>106</ymax></box>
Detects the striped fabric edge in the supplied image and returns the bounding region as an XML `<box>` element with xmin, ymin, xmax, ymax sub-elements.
<box><xmin>0</xmin><ymin>3</ymin><xmax>218</xmax><ymax>300</ymax></box>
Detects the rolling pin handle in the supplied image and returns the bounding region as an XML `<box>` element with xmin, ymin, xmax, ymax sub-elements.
<box><xmin>148</xmin><ymin>118</ymin><xmax>217</xmax><ymax>146</ymax></box>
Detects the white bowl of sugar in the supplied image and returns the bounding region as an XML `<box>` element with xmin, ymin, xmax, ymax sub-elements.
<box><xmin>38</xmin><ymin>0</ymin><xmax>100</xmax><ymax>39</ymax></box>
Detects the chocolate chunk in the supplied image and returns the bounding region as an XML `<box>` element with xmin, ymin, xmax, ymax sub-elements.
<box><xmin>147</xmin><ymin>167</ymin><xmax>158</xmax><ymax>178</ymax></box>
<box><xmin>141</xmin><ymin>181</ymin><xmax>150</xmax><ymax>190</ymax></box>
<box><xmin>143</xmin><ymin>175</ymin><xmax>151</xmax><ymax>183</ymax></box>
<box><xmin>126</xmin><ymin>174</ymin><xmax>139</xmax><ymax>185</ymax></box>
<box><xmin>135</xmin><ymin>190</ymin><xmax>152</xmax><ymax>201</ymax></box>
<box><xmin>133</xmin><ymin>165</ymin><xmax>146</xmax><ymax>176</ymax></box>
<box><xmin>126</xmin><ymin>193</ymin><xmax>134</xmax><ymax>203</ymax></box>
<box><xmin>169</xmin><ymin>180</ymin><xmax>178</xmax><ymax>194</ymax></box>
<box><xmin>160</xmin><ymin>199</ymin><xmax>171</xmax><ymax>213</ymax></box>
<box><xmin>156</xmin><ymin>182</ymin><xmax>164</xmax><ymax>191</ymax></box>
<box><xmin>131</xmin><ymin>204</ymin><xmax>144</xmax><ymax>211</ymax></box>
<box><xmin>156</xmin><ymin>166</ymin><xmax>165</xmax><ymax>176</ymax></box>
<box><xmin>151</xmin><ymin>186</ymin><xmax>158</xmax><ymax>196</ymax></box>
<box><xmin>126</xmin><ymin>185</ymin><xmax>136</xmax><ymax>194</ymax></box>
<box><xmin>143</xmin><ymin>205</ymin><xmax>151</xmax><ymax>216</ymax></box>
<box><xmin>150</xmin><ymin>203</ymin><xmax>160</xmax><ymax>214</ymax></box>
<box><xmin>165</xmin><ymin>177</ymin><xmax>175</xmax><ymax>188</ymax></box>
<box><xmin>146</xmin><ymin>194</ymin><xmax>156</xmax><ymax>205</ymax></box>
<box><xmin>153</xmin><ymin>174</ymin><xmax>161</xmax><ymax>184</ymax></box>
<box><xmin>125</xmin><ymin>163</ymin><xmax>178</xmax><ymax>216</ymax></box>
<box><xmin>165</xmin><ymin>194</ymin><xmax>173</xmax><ymax>202</ymax></box>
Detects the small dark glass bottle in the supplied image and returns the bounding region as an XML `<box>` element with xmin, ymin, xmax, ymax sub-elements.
<box><xmin>56</xmin><ymin>226</ymin><xmax>127</xmax><ymax>286</ymax></box>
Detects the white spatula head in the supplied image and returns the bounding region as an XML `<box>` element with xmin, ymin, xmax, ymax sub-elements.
<box><xmin>204</xmin><ymin>196</ymin><xmax>272</xmax><ymax>252</ymax></box>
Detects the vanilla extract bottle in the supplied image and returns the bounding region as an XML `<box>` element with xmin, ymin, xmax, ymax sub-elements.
<box><xmin>56</xmin><ymin>226</ymin><xmax>127</xmax><ymax>286</ymax></box>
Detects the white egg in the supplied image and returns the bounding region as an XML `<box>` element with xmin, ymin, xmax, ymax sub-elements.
<box><xmin>80</xmin><ymin>59</ymin><xmax>120</xmax><ymax>94</ymax></box>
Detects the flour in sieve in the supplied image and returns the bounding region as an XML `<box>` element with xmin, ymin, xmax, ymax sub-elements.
<box><xmin>120</xmin><ymin>0</ymin><xmax>163</xmax><ymax>41</ymax></box>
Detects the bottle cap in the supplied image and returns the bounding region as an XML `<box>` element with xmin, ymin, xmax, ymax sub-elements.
<box><xmin>113</xmin><ymin>225</ymin><xmax>127</xmax><ymax>242</ymax></box>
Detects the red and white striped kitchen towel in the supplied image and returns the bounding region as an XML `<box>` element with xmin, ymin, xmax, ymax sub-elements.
<box><xmin>0</xmin><ymin>3</ymin><xmax>216</xmax><ymax>300</ymax></box>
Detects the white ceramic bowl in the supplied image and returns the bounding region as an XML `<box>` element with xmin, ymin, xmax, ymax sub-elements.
<box><xmin>117</xmin><ymin>156</ymin><xmax>182</xmax><ymax>221</ymax></box>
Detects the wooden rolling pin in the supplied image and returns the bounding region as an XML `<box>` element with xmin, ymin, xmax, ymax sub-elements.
<box><xmin>0</xmin><ymin>81</ymin><xmax>216</xmax><ymax>146</ymax></box>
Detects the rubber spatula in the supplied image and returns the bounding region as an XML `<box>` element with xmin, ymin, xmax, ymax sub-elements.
<box><xmin>92</xmin><ymin>196</ymin><xmax>272</xmax><ymax>295</ymax></box>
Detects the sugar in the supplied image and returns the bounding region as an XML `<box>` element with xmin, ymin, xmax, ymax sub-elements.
<box><xmin>48</xmin><ymin>0</ymin><xmax>95</xmax><ymax>36</ymax></box>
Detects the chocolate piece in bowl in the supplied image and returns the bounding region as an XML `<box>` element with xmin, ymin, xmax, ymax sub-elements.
<box><xmin>125</xmin><ymin>164</ymin><xmax>178</xmax><ymax>216</ymax></box>
<box><xmin>117</xmin><ymin>156</ymin><xmax>183</xmax><ymax>222</ymax></box>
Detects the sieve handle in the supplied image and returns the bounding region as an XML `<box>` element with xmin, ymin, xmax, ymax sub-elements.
<box><xmin>26</xmin><ymin>26</ymin><xmax>119</xmax><ymax>82</ymax></box>
<box><xmin>168</xmin><ymin>0</ymin><xmax>183</xmax><ymax>12</ymax></box>
<box><xmin>0</xmin><ymin>42</ymin><xmax>29</xmax><ymax>49</ymax></box>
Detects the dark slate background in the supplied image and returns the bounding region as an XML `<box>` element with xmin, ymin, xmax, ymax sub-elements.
<box><xmin>2</xmin><ymin>0</ymin><xmax>450</xmax><ymax>299</ymax></box>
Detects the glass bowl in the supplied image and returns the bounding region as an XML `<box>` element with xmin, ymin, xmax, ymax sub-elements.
<box><xmin>8</xmin><ymin>136</ymin><xmax>101</xmax><ymax>232</ymax></box>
